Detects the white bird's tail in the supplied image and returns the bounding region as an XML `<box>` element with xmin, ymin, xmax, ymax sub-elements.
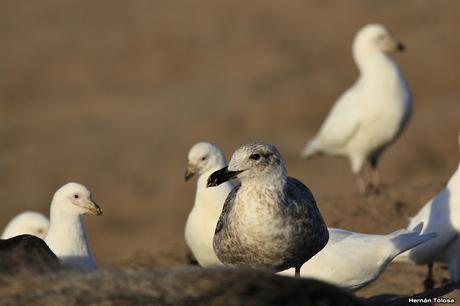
<box><xmin>389</xmin><ymin>222</ymin><xmax>437</xmax><ymax>261</ymax></box>
<box><xmin>301</xmin><ymin>138</ymin><xmax>321</xmax><ymax>159</ymax></box>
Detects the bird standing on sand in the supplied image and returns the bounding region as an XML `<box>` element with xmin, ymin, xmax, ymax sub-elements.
<box><xmin>301</xmin><ymin>23</ymin><xmax>413</xmax><ymax>194</ymax></box>
<box><xmin>394</xmin><ymin>135</ymin><xmax>460</xmax><ymax>289</ymax></box>
<box><xmin>45</xmin><ymin>183</ymin><xmax>102</xmax><ymax>270</ymax></box>
<box><xmin>184</xmin><ymin>142</ymin><xmax>234</xmax><ymax>267</ymax></box>
<box><xmin>208</xmin><ymin>142</ymin><xmax>328</xmax><ymax>277</ymax></box>
<box><xmin>1</xmin><ymin>211</ymin><xmax>50</xmax><ymax>240</ymax></box>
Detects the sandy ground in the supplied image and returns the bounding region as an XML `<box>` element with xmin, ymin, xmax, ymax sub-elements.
<box><xmin>0</xmin><ymin>0</ymin><xmax>459</xmax><ymax>301</ymax></box>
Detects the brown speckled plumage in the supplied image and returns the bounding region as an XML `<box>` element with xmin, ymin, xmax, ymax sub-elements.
<box><xmin>210</xmin><ymin>142</ymin><xmax>329</xmax><ymax>273</ymax></box>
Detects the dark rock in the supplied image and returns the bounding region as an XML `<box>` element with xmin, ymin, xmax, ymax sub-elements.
<box><xmin>0</xmin><ymin>266</ymin><xmax>362</xmax><ymax>306</ymax></box>
<box><xmin>0</xmin><ymin>234</ymin><xmax>60</xmax><ymax>274</ymax></box>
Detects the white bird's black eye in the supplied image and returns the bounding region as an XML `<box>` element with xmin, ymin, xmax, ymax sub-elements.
<box><xmin>74</xmin><ymin>194</ymin><xmax>79</xmax><ymax>199</ymax></box>
<box><xmin>250</xmin><ymin>153</ymin><xmax>261</xmax><ymax>160</ymax></box>
<box><xmin>201</xmin><ymin>156</ymin><xmax>206</xmax><ymax>161</ymax></box>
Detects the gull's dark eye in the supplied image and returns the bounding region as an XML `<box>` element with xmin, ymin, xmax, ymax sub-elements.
<box><xmin>74</xmin><ymin>194</ymin><xmax>79</xmax><ymax>199</ymax></box>
<box><xmin>250</xmin><ymin>153</ymin><xmax>261</xmax><ymax>160</ymax></box>
<box><xmin>201</xmin><ymin>156</ymin><xmax>206</xmax><ymax>161</ymax></box>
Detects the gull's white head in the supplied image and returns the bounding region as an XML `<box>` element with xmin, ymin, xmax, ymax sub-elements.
<box><xmin>353</xmin><ymin>23</ymin><xmax>405</xmax><ymax>56</ymax></box>
<box><xmin>207</xmin><ymin>142</ymin><xmax>286</xmax><ymax>187</ymax></box>
<box><xmin>1</xmin><ymin>211</ymin><xmax>50</xmax><ymax>239</ymax></box>
<box><xmin>185</xmin><ymin>142</ymin><xmax>227</xmax><ymax>181</ymax></box>
<box><xmin>51</xmin><ymin>183</ymin><xmax>102</xmax><ymax>217</ymax></box>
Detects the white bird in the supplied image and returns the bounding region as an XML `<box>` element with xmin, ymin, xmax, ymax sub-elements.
<box><xmin>301</xmin><ymin>23</ymin><xmax>413</xmax><ymax>193</ymax></box>
<box><xmin>44</xmin><ymin>182</ymin><xmax>102</xmax><ymax>270</ymax></box>
<box><xmin>279</xmin><ymin>223</ymin><xmax>436</xmax><ymax>291</ymax></box>
<box><xmin>1</xmin><ymin>211</ymin><xmax>49</xmax><ymax>239</ymax></box>
<box><xmin>394</xmin><ymin>135</ymin><xmax>460</xmax><ymax>287</ymax></box>
<box><xmin>184</xmin><ymin>142</ymin><xmax>234</xmax><ymax>267</ymax></box>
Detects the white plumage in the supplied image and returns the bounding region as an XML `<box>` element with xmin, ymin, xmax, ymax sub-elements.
<box><xmin>184</xmin><ymin>142</ymin><xmax>234</xmax><ymax>267</ymax></box>
<box><xmin>279</xmin><ymin>223</ymin><xmax>435</xmax><ymax>290</ymax></box>
<box><xmin>44</xmin><ymin>182</ymin><xmax>102</xmax><ymax>270</ymax></box>
<box><xmin>302</xmin><ymin>23</ymin><xmax>413</xmax><ymax>193</ymax></box>
<box><xmin>394</xmin><ymin>135</ymin><xmax>460</xmax><ymax>282</ymax></box>
<box><xmin>1</xmin><ymin>211</ymin><xmax>50</xmax><ymax>240</ymax></box>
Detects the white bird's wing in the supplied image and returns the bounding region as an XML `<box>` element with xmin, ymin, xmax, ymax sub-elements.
<box><xmin>327</xmin><ymin>224</ymin><xmax>435</xmax><ymax>256</ymax></box>
<box><xmin>291</xmin><ymin>228</ymin><xmax>392</xmax><ymax>291</ymax></box>
<box><xmin>395</xmin><ymin>189</ymin><xmax>460</xmax><ymax>264</ymax></box>
<box><xmin>387</xmin><ymin>222</ymin><xmax>437</xmax><ymax>258</ymax></box>
<box><xmin>326</xmin><ymin>228</ymin><xmax>383</xmax><ymax>246</ymax></box>
<box><xmin>315</xmin><ymin>85</ymin><xmax>363</xmax><ymax>151</ymax></box>
<box><xmin>325</xmin><ymin>228</ymin><xmax>354</xmax><ymax>243</ymax></box>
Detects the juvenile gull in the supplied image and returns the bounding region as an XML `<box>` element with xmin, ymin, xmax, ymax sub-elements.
<box><xmin>279</xmin><ymin>223</ymin><xmax>436</xmax><ymax>290</ymax></box>
<box><xmin>45</xmin><ymin>183</ymin><xmax>102</xmax><ymax>270</ymax></box>
<box><xmin>1</xmin><ymin>211</ymin><xmax>49</xmax><ymax>239</ymax></box>
<box><xmin>394</xmin><ymin>135</ymin><xmax>460</xmax><ymax>288</ymax></box>
<box><xmin>301</xmin><ymin>23</ymin><xmax>413</xmax><ymax>193</ymax></box>
<box><xmin>208</xmin><ymin>142</ymin><xmax>329</xmax><ymax>277</ymax></box>
<box><xmin>184</xmin><ymin>142</ymin><xmax>234</xmax><ymax>267</ymax></box>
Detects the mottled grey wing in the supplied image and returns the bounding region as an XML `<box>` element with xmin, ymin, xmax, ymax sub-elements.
<box><xmin>215</xmin><ymin>185</ymin><xmax>240</xmax><ymax>234</ymax></box>
<box><xmin>285</xmin><ymin>177</ymin><xmax>329</xmax><ymax>258</ymax></box>
<box><xmin>285</xmin><ymin>177</ymin><xmax>318</xmax><ymax>210</ymax></box>
<box><xmin>285</xmin><ymin>177</ymin><xmax>327</xmax><ymax>236</ymax></box>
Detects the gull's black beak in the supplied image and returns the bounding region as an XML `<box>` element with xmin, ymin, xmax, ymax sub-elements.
<box><xmin>207</xmin><ymin>166</ymin><xmax>243</xmax><ymax>187</ymax></box>
<box><xmin>396</xmin><ymin>42</ymin><xmax>405</xmax><ymax>52</ymax></box>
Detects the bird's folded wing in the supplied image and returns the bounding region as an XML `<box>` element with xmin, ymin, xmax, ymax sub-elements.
<box><xmin>214</xmin><ymin>185</ymin><xmax>239</xmax><ymax>234</ymax></box>
<box><xmin>316</xmin><ymin>87</ymin><xmax>363</xmax><ymax>150</ymax></box>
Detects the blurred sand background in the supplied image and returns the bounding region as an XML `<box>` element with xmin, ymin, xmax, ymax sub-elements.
<box><xmin>0</xmin><ymin>0</ymin><xmax>459</xmax><ymax>299</ymax></box>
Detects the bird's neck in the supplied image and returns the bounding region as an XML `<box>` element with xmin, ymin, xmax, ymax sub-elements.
<box><xmin>447</xmin><ymin>164</ymin><xmax>460</xmax><ymax>193</ymax></box>
<box><xmin>354</xmin><ymin>49</ymin><xmax>400</xmax><ymax>81</ymax></box>
<box><xmin>45</xmin><ymin>211</ymin><xmax>92</xmax><ymax>257</ymax></box>
<box><xmin>193</xmin><ymin>166</ymin><xmax>233</xmax><ymax>214</ymax></box>
<box><xmin>241</xmin><ymin>173</ymin><xmax>287</xmax><ymax>195</ymax></box>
